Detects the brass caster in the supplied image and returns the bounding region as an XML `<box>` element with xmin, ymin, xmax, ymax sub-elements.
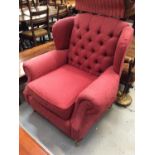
<box><xmin>116</xmin><ymin>92</ymin><xmax>132</xmax><ymax>107</ymax></box>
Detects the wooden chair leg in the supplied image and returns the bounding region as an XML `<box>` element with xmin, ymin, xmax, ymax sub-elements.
<box><xmin>43</xmin><ymin>36</ymin><xmax>45</xmax><ymax>42</ymax></box>
<box><xmin>28</xmin><ymin>40</ymin><xmax>33</xmax><ymax>48</ymax></box>
<box><xmin>48</xmin><ymin>32</ymin><xmax>51</xmax><ymax>41</ymax></box>
<box><xmin>33</xmin><ymin>39</ymin><xmax>37</xmax><ymax>46</ymax></box>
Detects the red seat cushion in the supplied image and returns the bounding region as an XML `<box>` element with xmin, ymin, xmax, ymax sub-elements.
<box><xmin>26</xmin><ymin>64</ymin><xmax>96</xmax><ymax>120</ymax></box>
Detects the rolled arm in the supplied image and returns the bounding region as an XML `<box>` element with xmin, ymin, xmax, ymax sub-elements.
<box><xmin>71</xmin><ymin>66</ymin><xmax>120</xmax><ymax>141</ymax></box>
<box><xmin>23</xmin><ymin>50</ymin><xmax>68</xmax><ymax>82</ymax></box>
<box><xmin>77</xmin><ymin>66</ymin><xmax>120</xmax><ymax>107</ymax></box>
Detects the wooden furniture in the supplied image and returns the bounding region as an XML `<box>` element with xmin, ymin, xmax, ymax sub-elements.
<box><xmin>52</xmin><ymin>4</ymin><xmax>68</xmax><ymax>20</ymax></box>
<box><xmin>58</xmin><ymin>4</ymin><xmax>68</xmax><ymax>19</ymax></box>
<box><xmin>19</xmin><ymin>1</ymin><xmax>75</xmax><ymax>23</ymax></box>
<box><xmin>19</xmin><ymin>5</ymin><xmax>57</xmax><ymax>23</ymax></box>
<box><xmin>19</xmin><ymin>127</ymin><xmax>49</xmax><ymax>155</ymax></box>
<box><xmin>19</xmin><ymin>0</ymin><xmax>29</xmax><ymax>14</ymax></box>
<box><xmin>124</xmin><ymin>0</ymin><xmax>135</xmax><ymax>18</ymax></box>
<box><xmin>20</xmin><ymin>6</ymin><xmax>51</xmax><ymax>47</ymax></box>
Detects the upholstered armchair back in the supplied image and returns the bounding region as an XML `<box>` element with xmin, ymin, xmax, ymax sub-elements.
<box><xmin>68</xmin><ymin>14</ymin><xmax>128</xmax><ymax>76</ymax></box>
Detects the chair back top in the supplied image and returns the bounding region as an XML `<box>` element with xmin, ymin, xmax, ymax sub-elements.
<box><xmin>29</xmin><ymin>6</ymin><xmax>49</xmax><ymax>27</ymax></box>
<box><xmin>20</xmin><ymin>0</ymin><xmax>37</xmax><ymax>8</ymax></box>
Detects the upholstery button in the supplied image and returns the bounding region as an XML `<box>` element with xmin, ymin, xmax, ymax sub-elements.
<box><xmin>78</xmin><ymin>62</ymin><xmax>81</xmax><ymax>65</ymax></box>
<box><xmin>103</xmin><ymin>52</ymin><xmax>107</xmax><ymax>56</ymax></box>
<box><xmin>98</xmin><ymin>69</ymin><xmax>102</xmax><ymax>73</ymax></box>
<box><xmin>84</xmin><ymin>56</ymin><xmax>87</xmax><ymax>60</ymax></box>
<box><xmin>99</xmin><ymin>40</ymin><xmax>103</xmax><ymax>46</ymax></box>
<box><xmin>94</xmin><ymin>59</ymin><xmax>98</xmax><ymax>64</ymax></box>
<box><xmin>78</xmin><ymin>35</ymin><xmax>81</xmax><ymax>39</ymax></box>
<box><xmin>86</xmin><ymin>27</ymin><xmax>89</xmax><ymax>32</ymax></box>
<box><xmin>81</xmin><ymin>45</ymin><xmax>84</xmax><ymax>49</ymax></box>
<box><xmin>75</xmin><ymin>52</ymin><xmax>78</xmax><ymax>56</ymax></box>
<box><xmin>97</xmin><ymin>29</ymin><xmax>101</xmax><ymax>34</ymax></box>
<box><xmin>87</xmin><ymin>65</ymin><xmax>91</xmax><ymax>69</ymax></box>
<box><xmin>109</xmin><ymin>32</ymin><xmax>113</xmax><ymax>37</ymax></box>
<box><xmin>88</xmin><ymin>38</ymin><xmax>92</xmax><ymax>42</ymax></box>
<box><xmin>91</xmin><ymin>48</ymin><xmax>95</xmax><ymax>53</ymax></box>
<box><xmin>72</xmin><ymin>42</ymin><xmax>76</xmax><ymax>46</ymax></box>
<box><xmin>70</xmin><ymin>58</ymin><xmax>73</xmax><ymax>61</ymax></box>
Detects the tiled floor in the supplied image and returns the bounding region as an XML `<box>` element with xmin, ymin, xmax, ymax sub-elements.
<box><xmin>19</xmin><ymin>88</ymin><xmax>134</xmax><ymax>155</ymax></box>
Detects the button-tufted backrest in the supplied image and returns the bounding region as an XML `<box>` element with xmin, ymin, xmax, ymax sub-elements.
<box><xmin>68</xmin><ymin>13</ymin><xmax>128</xmax><ymax>76</ymax></box>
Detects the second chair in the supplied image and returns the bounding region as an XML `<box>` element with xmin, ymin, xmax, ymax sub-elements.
<box><xmin>21</xmin><ymin>6</ymin><xmax>51</xmax><ymax>47</ymax></box>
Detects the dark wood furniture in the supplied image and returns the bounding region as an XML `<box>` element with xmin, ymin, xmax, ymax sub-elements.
<box><xmin>51</xmin><ymin>3</ymin><xmax>68</xmax><ymax>20</ymax></box>
<box><xmin>20</xmin><ymin>6</ymin><xmax>51</xmax><ymax>47</ymax></box>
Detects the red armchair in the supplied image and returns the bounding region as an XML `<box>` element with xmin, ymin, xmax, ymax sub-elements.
<box><xmin>23</xmin><ymin>13</ymin><xmax>133</xmax><ymax>141</ymax></box>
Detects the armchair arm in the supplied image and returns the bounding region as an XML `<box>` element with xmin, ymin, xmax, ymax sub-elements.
<box><xmin>71</xmin><ymin>66</ymin><xmax>120</xmax><ymax>141</ymax></box>
<box><xmin>23</xmin><ymin>50</ymin><xmax>68</xmax><ymax>82</ymax></box>
<box><xmin>113</xmin><ymin>26</ymin><xmax>134</xmax><ymax>75</ymax></box>
<box><xmin>53</xmin><ymin>16</ymin><xmax>75</xmax><ymax>50</ymax></box>
<box><xmin>77</xmin><ymin>66</ymin><xmax>120</xmax><ymax>107</ymax></box>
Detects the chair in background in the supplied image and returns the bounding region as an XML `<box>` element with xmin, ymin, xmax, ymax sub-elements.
<box><xmin>20</xmin><ymin>6</ymin><xmax>51</xmax><ymax>47</ymax></box>
<box><xmin>19</xmin><ymin>0</ymin><xmax>31</xmax><ymax>50</ymax></box>
<box><xmin>55</xmin><ymin>4</ymin><xmax>68</xmax><ymax>20</ymax></box>
<box><xmin>47</xmin><ymin>3</ymin><xmax>68</xmax><ymax>32</ymax></box>
<box><xmin>37</xmin><ymin>0</ymin><xmax>48</xmax><ymax>6</ymax></box>
<box><xmin>48</xmin><ymin>0</ymin><xmax>63</xmax><ymax>8</ymax></box>
<box><xmin>23</xmin><ymin>12</ymin><xmax>133</xmax><ymax>141</ymax></box>
<box><xmin>19</xmin><ymin>0</ymin><xmax>36</xmax><ymax>10</ymax></box>
<box><xmin>124</xmin><ymin>0</ymin><xmax>135</xmax><ymax>33</ymax></box>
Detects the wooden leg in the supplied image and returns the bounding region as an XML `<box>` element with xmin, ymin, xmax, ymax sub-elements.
<box><xmin>48</xmin><ymin>32</ymin><xmax>51</xmax><ymax>41</ymax></box>
<box><xmin>43</xmin><ymin>36</ymin><xmax>45</xmax><ymax>42</ymax></box>
<box><xmin>33</xmin><ymin>38</ymin><xmax>37</xmax><ymax>47</ymax></box>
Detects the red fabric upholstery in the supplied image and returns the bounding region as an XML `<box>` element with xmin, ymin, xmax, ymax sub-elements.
<box><xmin>70</xmin><ymin>66</ymin><xmax>120</xmax><ymax>140</ymax></box>
<box><xmin>68</xmin><ymin>14</ymin><xmax>128</xmax><ymax>76</ymax></box>
<box><xmin>23</xmin><ymin>50</ymin><xmax>68</xmax><ymax>82</ymax></box>
<box><xmin>76</xmin><ymin>0</ymin><xmax>125</xmax><ymax>18</ymax></box>
<box><xmin>26</xmin><ymin>95</ymin><xmax>71</xmax><ymax>136</ymax></box>
<box><xmin>53</xmin><ymin>16</ymin><xmax>74</xmax><ymax>50</ymax></box>
<box><xmin>113</xmin><ymin>26</ymin><xmax>133</xmax><ymax>74</ymax></box>
<box><xmin>23</xmin><ymin>13</ymin><xmax>133</xmax><ymax>141</ymax></box>
<box><xmin>24</xmin><ymin>64</ymin><xmax>96</xmax><ymax>120</ymax></box>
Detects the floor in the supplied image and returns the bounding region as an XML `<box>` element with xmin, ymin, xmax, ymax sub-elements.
<box><xmin>19</xmin><ymin>127</ymin><xmax>50</xmax><ymax>155</ymax></box>
<box><xmin>19</xmin><ymin>87</ymin><xmax>134</xmax><ymax>155</ymax></box>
